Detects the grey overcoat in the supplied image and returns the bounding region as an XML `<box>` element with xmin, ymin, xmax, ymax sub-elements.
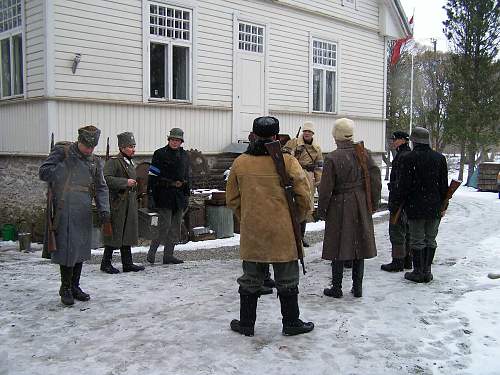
<box><xmin>103</xmin><ymin>154</ymin><xmax>139</xmax><ymax>247</ymax></box>
<box><xmin>317</xmin><ymin>140</ymin><xmax>381</xmax><ymax>261</ymax></box>
<box><xmin>39</xmin><ymin>142</ymin><xmax>110</xmax><ymax>266</ymax></box>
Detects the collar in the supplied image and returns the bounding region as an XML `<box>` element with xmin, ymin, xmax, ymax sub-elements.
<box><xmin>335</xmin><ymin>140</ymin><xmax>354</xmax><ymax>149</ymax></box>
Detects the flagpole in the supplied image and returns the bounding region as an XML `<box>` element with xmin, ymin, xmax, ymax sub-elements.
<box><xmin>409</xmin><ymin>53</ymin><xmax>414</xmax><ymax>135</ymax></box>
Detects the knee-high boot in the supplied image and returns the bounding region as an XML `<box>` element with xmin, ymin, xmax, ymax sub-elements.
<box><xmin>404</xmin><ymin>249</ymin><xmax>425</xmax><ymax>283</ymax></box>
<box><xmin>100</xmin><ymin>246</ymin><xmax>120</xmax><ymax>274</ymax></box>
<box><xmin>163</xmin><ymin>242</ymin><xmax>184</xmax><ymax>264</ymax></box>
<box><xmin>72</xmin><ymin>262</ymin><xmax>90</xmax><ymax>301</ymax></box>
<box><xmin>121</xmin><ymin>246</ymin><xmax>145</xmax><ymax>272</ymax></box>
<box><xmin>230</xmin><ymin>289</ymin><xmax>259</xmax><ymax>337</ymax></box>
<box><xmin>423</xmin><ymin>247</ymin><xmax>436</xmax><ymax>283</ymax></box>
<box><xmin>279</xmin><ymin>287</ymin><xmax>314</xmax><ymax>336</ymax></box>
<box><xmin>324</xmin><ymin>261</ymin><xmax>344</xmax><ymax>298</ymax></box>
<box><xmin>59</xmin><ymin>265</ymin><xmax>74</xmax><ymax>306</ymax></box>
<box><xmin>147</xmin><ymin>239</ymin><xmax>160</xmax><ymax>264</ymax></box>
<box><xmin>351</xmin><ymin>259</ymin><xmax>364</xmax><ymax>297</ymax></box>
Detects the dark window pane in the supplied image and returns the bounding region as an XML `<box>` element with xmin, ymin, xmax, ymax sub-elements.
<box><xmin>172</xmin><ymin>45</ymin><xmax>189</xmax><ymax>100</ymax></box>
<box><xmin>1</xmin><ymin>38</ymin><xmax>11</xmax><ymax>97</ymax></box>
<box><xmin>150</xmin><ymin>42</ymin><xmax>166</xmax><ymax>98</ymax></box>
<box><xmin>13</xmin><ymin>33</ymin><xmax>22</xmax><ymax>95</ymax></box>
<box><xmin>313</xmin><ymin>68</ymin><xmax>323</xmax><ymax>111</ymax></box>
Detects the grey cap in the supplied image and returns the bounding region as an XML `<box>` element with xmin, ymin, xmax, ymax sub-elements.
<box><xmin>410</xmin><ymin>127</ymin><xmax>430</xmax><ymax>145</ymax></box>
<box><xmin>117</xmin><ymin>132</ymin><xmax>136</xmax><ymax>148</ymax></box>
<box><xmin>78</xmin><ymin>125</ymin><xmax>101</xmax><ymax>148</ymax></box>
<box><xmin>168</xmin><ymin>128</ymin><xmax>184</xmax><ymax>142</ymax></box>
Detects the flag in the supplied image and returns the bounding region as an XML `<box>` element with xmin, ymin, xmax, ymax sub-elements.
<box><xmin>390</xmin><ymin>15</ymin><xmax>414</xmax><ymax>66</ymax></box>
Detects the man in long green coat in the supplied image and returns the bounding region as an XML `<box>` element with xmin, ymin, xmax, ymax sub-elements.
<box><xmin>101</xmin><ymin>132</ymin><xmax>145</xmax><ymax>274</ymax></box>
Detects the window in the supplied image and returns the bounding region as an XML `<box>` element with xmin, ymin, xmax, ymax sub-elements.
<box><xmin>341</xmin><ymin>0</ymin><xmax>357</xmax><ymax>8</ymax></box>
<box><xmin>147</xmin><ymin>2</ymin><xmax>192</xmax><ymax>101</ymax></box>
<box><xmin>0</xmin><ymin>0</ymin><xmax>24</xmax><ymax>98</ymax></box>
<box><xmin>311</xmin><ymin>39</ymin><xmax>337</xmax><ymax>113</ymax></box>
<box><xmin>238</xmin><ymin>22</ymin><xmax>264</xmax><ymax>53</ymax></box>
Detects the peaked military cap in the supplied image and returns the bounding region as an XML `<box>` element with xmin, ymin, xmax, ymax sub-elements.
<box><xmin>168</xmin><ymin>128</ymin><xmax>184</xmax><ymax>142</ymax></box>
<box><xmin>78</xmin><ymin>125</ymin><xmax>101</xmax><ymax>148</ymax></box>
<box><xmin>252</xmin><ymin>116</ymin><xmax>279</xmax><ymax>138</ymax></box>
<box><xmin>391</xmin><ymin>131</ymin><xmax>410</xmax><ymax>141</ymax></box>
<box><xmin>410</xmin><ymin>127</ymin><xmax>430</xmax><ymax>145</ymax></box>
<box><xmin>117</xmin><ymin>132</ymin><xmax>136</xmax><ymax>148</ymax></box>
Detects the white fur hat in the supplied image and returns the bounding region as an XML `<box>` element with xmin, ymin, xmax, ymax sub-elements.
<box><xmin>302</xmin><ymin>121</ymin><xmax>315</xmax><ymax>134</ymax></box>
<box><xmin>333</xmin><ymin>118</ymin><xmax>354</xmax><ymax>141</ymax></box>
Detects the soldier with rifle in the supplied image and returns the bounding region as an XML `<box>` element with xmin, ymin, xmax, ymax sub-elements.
<box><xmin>317</xmin><ymin>118</ymin><xmax>381</xmax><ymax>298</ymax></box>
<box><xmin>39</xmin><ymin>126</ymin><xmax>111</xmax><ymax>306</ymax></box>
<box><xmin>226</xmin><ymin>116</ymin><xmax>314</xmax><ymax>337</ymax></box>
<box><xmin>381</xmin><ymin>131</ymin><xmax>412</xmax><ymax>272</ymax></box>
<box><xmin>396</xmin><ymin>127</ymin><xmax>449</xmax><ymax>283</ymax></box>
<box><xmin>283</xmin><ymin>121</ymin><xmax>323</xmax><ymax>247</ymax></box>
<box><xmin>101</xmin><ymin>132</ymin><xmax>145</xmax><ymax>274</ymax></box>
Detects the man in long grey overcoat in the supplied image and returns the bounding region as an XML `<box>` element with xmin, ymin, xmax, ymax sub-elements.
<box><xmin>39</xmin><ymin>125</ymin><xmax>110</xmax><ymax>306</ymax></box>
<box><xmin>317</xmin><ymin>118</ymin><xmax>381</xmax><ymax>298</ymax></box>
<box><xmin>101</xmin><ymin>132</ymin><xmax>145</xmax><ymax>274</ymax></box>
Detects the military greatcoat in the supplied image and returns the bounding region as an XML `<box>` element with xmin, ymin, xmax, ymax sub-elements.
<box><xmin>39</xmin><ymin>142</ymin><xmax>110</xmax><ymax>266</ymax></box>
<box><xmin>103</xmin><ymin>154</ymin><xmax>139</xmax><ymax>247</ymax></box>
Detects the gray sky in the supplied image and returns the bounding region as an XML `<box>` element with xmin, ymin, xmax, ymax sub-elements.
<box><xmin>399</xmin><ymin>0</ymin><xmax>449</xmax><ymax>51</ymax></box>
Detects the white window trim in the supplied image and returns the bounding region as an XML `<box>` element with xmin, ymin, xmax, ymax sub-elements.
<box><xmin>0</xmin><ymin>0</ymin><xmax>25</xmax><ymax>100</ymax></box>
<box><xmin>309</xmin><ymin>34</ymin><xmax>339</xmax><ymax>114</ymax></box>
<box><xmin>341</xmin><ymin>0</ymin><xmax>357</xmax><ymax>10</ymax></box>
<box><xmin>142</xmin><ymin>0</ymin><xmax>196</xmax><ymax>104</ymax></box>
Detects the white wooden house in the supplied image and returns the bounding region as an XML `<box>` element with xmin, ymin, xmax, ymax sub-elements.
<box><xmin>0</xmin><ymin>0</ymin><xmax>410</xmax><ymax>156</ymax></box>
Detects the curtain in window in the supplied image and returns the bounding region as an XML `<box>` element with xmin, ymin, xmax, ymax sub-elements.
<box><xmin>172</xmin><ymin>46</ymin><xmax>188</xmax><ymax>100</ymax></box>
<box><xmin>1</xmin><ymin>38</ymin><xmax>11</xmax><ymax>97</ymax></box>
<box><xmin>313</xmin><ymin>68</ymin><xmax>323</xmax><ymax>112</ymax></box>
<box><xmin>326</xmin><ymin>70</ymin><xmax>335</xmax><ymax>113</ymax></box>
<box><xmin>12</xmin><ymin>34</ymin><xmax>22</xmax><ymax>95</ymax></box>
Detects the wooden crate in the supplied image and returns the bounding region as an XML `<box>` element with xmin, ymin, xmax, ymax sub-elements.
<box><xmin>478</xmin><ymin>162</ymin><xmax>500</xmax><ymax>192</ymax></box>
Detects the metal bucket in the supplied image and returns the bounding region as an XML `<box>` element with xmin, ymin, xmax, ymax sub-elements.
<box><xmin>18</xmin><ymin>232</ymin><xmax>31</xmax><ymax>252</ymax></box>
<box><xmin>206</xmin><ymin>205</ymin><xmax>234</xmax><ymax>239</ymax></box>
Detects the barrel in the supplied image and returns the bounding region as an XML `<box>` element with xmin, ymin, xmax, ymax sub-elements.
<box><xmin>206</xmin><ymin>205</ymin><xmax>234</xmax><ymax>239</ymax></box>
<box><xmin>18</xmin><ymin>232</ymin><xmax>31</xmax><ymax>251</ymax></box>
<box><xmin>2</xmin><ymin>224</ymin><xmax>15</xmax><ymax>241</ymax></box>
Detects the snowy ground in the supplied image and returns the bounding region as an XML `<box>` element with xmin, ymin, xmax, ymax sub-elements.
<box><xmin>1</xmin><ymin>183</ymin><xmax>500</xmax><ymax>374</ymax></box>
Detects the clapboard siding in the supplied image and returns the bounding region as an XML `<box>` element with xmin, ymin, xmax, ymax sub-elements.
<box><xmin>25</xmin><ymin>0</ymin><xmax>45</xmax><ymax>98</ymax></box>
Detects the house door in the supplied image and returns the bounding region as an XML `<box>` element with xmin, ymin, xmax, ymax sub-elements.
<box><xmin>233</xmin><ymin>21</ymin><xmax>266</xmax><ymax>142</ymax></box>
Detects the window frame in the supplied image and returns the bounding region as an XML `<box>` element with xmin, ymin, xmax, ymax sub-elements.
<box><xmin>144</xmin><ymin>0</ymin><xmax>193</xmax><ymax>103</ymax></box>
<box><xmin>0</xmin><ymin>0</ymin><xmax>25</xmax><ymax>100</ymax></box>
<box><xmin>309</xmin><ymin>36</ymin><xmax>338</xmax><ymax>114</ymax></box>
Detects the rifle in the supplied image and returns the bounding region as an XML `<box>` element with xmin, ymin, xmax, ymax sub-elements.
<box><xmin>265</xmin><ymin>140</ymin><xmax>306</xmax><ymax>275</ymax></box>
<box><xmin>106</xmin><ymin>137</ymin><xmax>110</xmax><ymax>161</ymax></box>
<box><xmin>42</xmin><ymin>133</ymin><xmax>57</xmax><ymax>258</ymax></box>
<box><xmin>295</xmin><ymin>126</ymin><xmax>301</xmax><ymax>139</ymax></box>
<box><xmin>440</xmin><ymin>179</ymin><xmax>462</xmax><ymax>217</ymax></box>
<box><xmin>354</xmin><ymin>141</ymin><xmax>373</xmax><ymax>214</ymax></box>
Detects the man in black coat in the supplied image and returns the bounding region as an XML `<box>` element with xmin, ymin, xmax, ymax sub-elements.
<box><xmin>397</xmin><ymin>127</ymin><xmax>448</xmax><ymax>283</ymax></box>
<box><xmin>381</xmin><ymin>131</ymin><xmax>412</xmax><ymax>272</ymax></box>
<box><xmin>146</xmin><ymin>128</ymin><xmax>190</xmax><ymax>265</ymax></box>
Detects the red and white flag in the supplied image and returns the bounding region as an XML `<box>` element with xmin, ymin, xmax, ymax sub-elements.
<box><xmin>390</xmin><ymin>15</ymin><xmax>414</xmax><ymax>66</ymax></box>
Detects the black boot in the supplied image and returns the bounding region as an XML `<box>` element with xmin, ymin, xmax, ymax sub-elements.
<box><xmin>59</xmin><ymin>265</ymin><xmax>74</xmax><ymax>306</ymax></box>
<box><xmin>163</xmin><ymin>243</ymin><xmax>184</xmax><ymax>264</ymax></box>
<box><xmin>381</xmin><ymin>258</ymin><xmax>404</xmax><ymax>272</ymax></box>
<box><xmin>404</xmin><ymin>249</ymin><xmax>425</xmax><ymax>283</ymax></box>
<box><xmin>100</xmin><ymin>246</ymin><xmax>120</xmax><ymax>274</ymax></box>
<box><xmin>121</xmin><ymin>246</ymin><xmax>145</xmax><ymax>272</ymax></box>
<box><xmin>230</xmin><ymin>290</ymin><xmax>258</xmax><ymax>337</ymax></box>
<box><xmin>147</xmin><ymin>239</ymin><xmax>160</xmax><ymax>264</ymax></box>
<box><xmin>423</xmin><ymin>247</ymin><xmax>436</xmax><ymax>283</ymax></box>
<box><xmin>324</xmin><ymin>261</ymin><xmax>343</xmax><ymax>298</ymax></box>
<box><xmin>279</xmin><ymin>288</ymin><xmax>314</xmax><ymax>336</ymax></box>
<box><xmin>72</xmin><ymin>262</ymin><xmax>90</xmax><ymax>301</ymax></box>
<box><xmin>351</xmin><ymin>259</ymin><xmax>364</xmax><ymax>297</ymax></box>
<box><xmin>300</xmin><ymin>221</ymin><xmax>310</xmax><ymax>247</ymax></box>
<box><xmin>403</xmin><ymin>252</ymin><xmax>413</xmax><ymax>269</ymax></box>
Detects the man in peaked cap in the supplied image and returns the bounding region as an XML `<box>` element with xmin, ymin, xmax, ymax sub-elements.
<box><xmin>101</xmin><ymin>132</ymin><xmax>145</xmax><ymax>274</ymax></box>
<box><xmin>146</xmin><ymin>128</ymin><xmax>191</xmax><ymax>265</ymax></box>
<box><xmin>381</xmin><ymin>130</ymin><xmax>413</xmax><ymax>272</ymax></box>
<box><xmin>397</xmin><ymin>127</ymin><xmax>448</xmax><ymax>283</ymax></box>
<box><xmin>39</xmin><ymin>125</ymin><xmax>110</xmax><ymax>306</ymax></box>
<box><xmin>226</xmin><ymin>116</ymin><xmax>314</xmax><ymax>337</ymax></box>
<box><xmin>283</xmin><ymin>121</ymin><xmax>323</xmax><ymax>247</ymax></box>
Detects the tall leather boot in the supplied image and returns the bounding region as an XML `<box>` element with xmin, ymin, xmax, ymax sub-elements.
<box><xmin>381</xmin><ymin>257</ymin><xmax>404</xmax><ymax>272</ymax></box>
<box><xmin>423</xmin><ymin>247</ymin><xmax>436</xmax><ymax>283</ymax></box>
<box><xmin>300</xmin><ymin>221</ymin><xmax>309</xmax><ymax>247</ymax></box>
<box><xmin>147</xmin><ymin>239</ymin><xmax>160</xmax><ymax>264</ymax></box>
<box><xmin>72</xmin><ymin>262</ymin><xmax>90</xmax><ymax>301</ymax></box>
<box><xmin>121</xmin><ymin>246</ymin><xmax>145</xmax><ymax>272</ymax></box>
<box><xmin>100</xmin><ymin>246</ymin><xmax>120</xmax><ymax>274</ymax></box>
<box><xmin>230</xmin><ymin>289</ymin><xmax>259</xmax><ymax>337</ymax></box>
<box><xmin>163</xmin><ymin>242</ymin><xmax>184</xmax><ymax>264</ymax></box>
<box><xmin>404</xmin><ymin>249</ymin><xmax>425</xmax><ymax>283</ymax></box>
<box><xmin>351</xmin><ymin>259</ymin><xmax>364</xmax><ymax>297</ymax></box>
<box><xmin>279</xmin><ymin>287</ymin><xmax>314</xmax><ymax>336</ymax></box>
<box><xmin>59</xmin><ymin>265</ymin><xmax>74</xmax><ymax>306</ymax></box>
<box><xmin>324</xmin><ymin>261</ymin><xmax>344</xmax><ymax>298</ymax></box>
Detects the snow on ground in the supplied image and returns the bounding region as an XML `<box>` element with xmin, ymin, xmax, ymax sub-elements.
<box><xmin>1</xmin><ymin>184</ymin><xmax>499</xmax><ymax>374</ymax></box>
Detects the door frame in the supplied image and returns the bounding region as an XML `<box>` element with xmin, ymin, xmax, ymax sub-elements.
<box><xmin>232</xmin><ymin>12</ymin><xmax>269</xmax><ymax>143</ymax></box>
